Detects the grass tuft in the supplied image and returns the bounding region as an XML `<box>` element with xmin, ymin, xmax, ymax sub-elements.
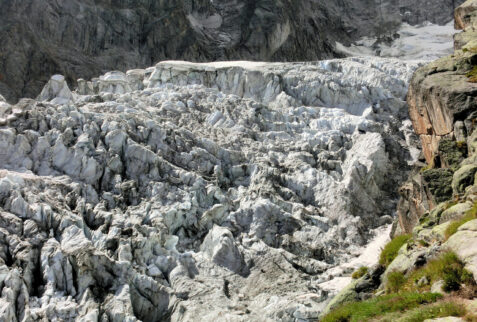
<box><xmin>379</xmin><ymin>234</ymin><xmax>411</xmax><ymax>267</ymax></box>
<box><xmin>379</xmin><ymin>301</ymin><xmax>466</xmax><ymax>322</ymax></box>
<box><xmin>386</xmin><ymin>271</ymin><xmax>406</xmax><ymax>293</ymax></box>
<box><xmin>351</xmin><ymin>266</ymin><xmax>368</xmax><ymax>279</ymax></box>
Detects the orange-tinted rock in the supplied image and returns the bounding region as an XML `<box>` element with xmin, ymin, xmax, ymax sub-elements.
<box><xmin>407</xmin><ymin>55</ymin><xmax>477</xmax><ymax>163</ymax></box>
<box><xmin>455</xmin><ymin>0</ymin><xmax>477</xmax><ymax>30</ymax></box>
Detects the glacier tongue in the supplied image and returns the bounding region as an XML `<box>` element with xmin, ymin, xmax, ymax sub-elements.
<box><xmin>0</xmin><ymin>57</ymin><xmax>422</xmax><ymax>321</ymax></box>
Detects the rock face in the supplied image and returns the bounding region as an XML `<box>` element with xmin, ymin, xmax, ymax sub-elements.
<box><xmin>396</xmin><ymin>0</ymin><xmax>477</xmax><ymax>234</ymax></box>
<box><xmin>0</xmin><ymin>0</ymin><xmax>464</xmax><ymax>103</ymax></box>
<box><xmin>407</xmin><ymin>0</ymin><xmax>477</xmax><ymax>165</ymax></box>
<box><xmin>0</xmin><ymin>56</ymin><xmax>423</xmax><ymax>321</ymax></box>
<box><xmin>407</xmin><ymin>55</ymin><xmax>477</xmax><ymax>164</ymax></box>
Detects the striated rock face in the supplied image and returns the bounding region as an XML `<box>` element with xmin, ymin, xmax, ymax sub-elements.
<box><xmin>0</xmin><ymin>57</ymin><xmax>422</xmax><ymax>321</ymax></box>
<box><xmin>0</xmin><ymin>0</ymin><xmax>464</xmax><ymax>103</ymax></box>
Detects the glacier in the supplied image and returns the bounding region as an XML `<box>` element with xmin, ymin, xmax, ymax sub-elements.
<box><xmin>0</xmin><ymin>22</ymin><xmax>454</xmax><ymax>321</ymax></box>
<box><xmin>336</xmin><ymin>21</ymin><xmax>456</xmax><ymax>61</ymax></box>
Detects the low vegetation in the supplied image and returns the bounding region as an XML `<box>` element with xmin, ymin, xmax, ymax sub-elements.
<box><xmin>321</xmin><ymin>292</ymin><xmax>444</xmax><ymax>322</ymax></box>
<box><xmin>399</xmin><ymin>252</ymin><xmax>474</xmax><ymax>293</ymax></box>
<box><xmin>386</xmin><ymin>271</ymin><xmax>406</xmax><ymax>293</ymax></box>
<box><xmin>379</xmin><ymin>234</ymin><xmax>411</xmax><ymax>267</ymax></box>
<box><xmin>377</xmin><ymin>301</ymin><xmax>466</xmax><ymax>322</ymax></box>
<box><xmin>351</xmin><ymin>266</ymin><xmax>368</xmax><ymax>279</ymax></box>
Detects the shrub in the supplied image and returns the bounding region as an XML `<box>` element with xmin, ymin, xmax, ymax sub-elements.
<box><xmin>321</xmin><ymin>292</ymin><xmax>442</xmax><ymax>322</ymax></box>
<box><xmin>386</xmin><ymin>271</ymin><xmax>406</xmax><ymax>293</ymax></box>
<box><xmin>351</xmin><ymin>266</ymin><xmax>368</xmax><ymax>279</ymax></box>
<box><xmin>442</xmin><ymin>263</ymin><xmax>463</xmax><ymax>292</ymax></box>
<box><xmin>379</xmin><ymin>234</ymin><xmax>411</xmax><ymax>267</ymax></box>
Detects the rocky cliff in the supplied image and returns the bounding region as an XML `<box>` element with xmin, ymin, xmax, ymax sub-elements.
<box><xmin>399</xmin><ymin>0</ymin><xmax>477</xmax><ymax>234</ymax></box>
<box><xmin>0</xmin><ymin>0</ymin><xmax>464</xmax><ymax>103</ymax></box>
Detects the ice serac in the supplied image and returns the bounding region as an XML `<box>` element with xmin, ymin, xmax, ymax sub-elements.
<box><xmin>0</xmin><ymin>56</ymin><xmax>424</xmax><ymax>321</ymax></box>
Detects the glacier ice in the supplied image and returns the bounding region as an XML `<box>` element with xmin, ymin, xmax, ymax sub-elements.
<box><xmin>0</xmin><ymin>57</ymin><xmax>425</xmax><ymax>321</ymax></box>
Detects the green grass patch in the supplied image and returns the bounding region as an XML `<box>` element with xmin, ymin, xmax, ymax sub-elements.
<box><xmin>401</xmin><ymin>252</ymin><xmax>474</xmax><ymax>293</ymax></box>
<box><xmin>351</xmin><ymin>266</ymin><xmax>368</xmax><ymax>279</ymax></box>
<box><xmin>444</xmin><ymin>202</ymin><xmax>477</xmax><ymax>240</ymax></box>
<box><xmin>378</xmin><ymin>301</ymin><xmax>466</xmax><ymax>322</ymax></box>
<box><xmin>379</xmin><ymin>234</ymin><xmax>411</xmax><ymax>267</ymax></box>
<box><xmin>321</xmin><ymin>292</ymin><xmax>442</xmax><ymax>322</ymax></box>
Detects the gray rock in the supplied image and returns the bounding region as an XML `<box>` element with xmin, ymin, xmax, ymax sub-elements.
<box><xmin>431</xmin><ymin>280</ymin><xmax>446</xmax><ymax>294</ymax></box>
<box><xmin>444</xmin><ymin>219</ymin><xmax>477</xmax><ymax>282</ymax></box>
<box><xmin>452</xmin><ymin>164</ymin><xmax>477</xmax><ymax>195</ymax></box>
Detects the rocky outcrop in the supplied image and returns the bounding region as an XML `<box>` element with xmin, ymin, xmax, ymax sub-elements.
<box><xmin>407</xmin><ymin>0</ymin><xmax>477</xmax><ymax>165</ymax></box>
<box><xmin>397</xmin><ymin>0</ymin><xmax>477</xmax><ymax>234</ymax></box>
<box><xmin>0</xmin><ymin>0</ymin><xmax>464</xmax><ymax>103</ymax></box>
<box><xmin>407</xmin><ymin>56</ymin><xmax>477</xmax><ymax>164</ymax></box>
<box><xmin>446</xmin><ymin>219</ymin><xmax>477</xmax><ymax>280</ymax></box>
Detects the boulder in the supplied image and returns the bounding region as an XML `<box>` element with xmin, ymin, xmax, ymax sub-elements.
<box><xmin>440</xmin><ymin>202</ymin><xmax>473</xmax><ymax>223</ymax></box>
<box><xmin>323</xmin><ymin>265</ymin><xmax>385</xmax><ymax>315</ymax></box>
<box><xmin>455</xmin><ymin>0</ymin><xmax>477</xmax><ymax>29</ymax></box>
<box><xmin>444</xmin><ymin>219</ymin><xmax>477</xmax><ymax>281</ymax></box>
<box><xmin>452</xmin><ymin>164</ymin><xmax>477</xmax><ymax>194</ymax></box>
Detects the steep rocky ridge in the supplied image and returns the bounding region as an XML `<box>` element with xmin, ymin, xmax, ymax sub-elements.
<box><xmin>0</xmin><ymin>55</ymin><xmax>423</xmax><ymax>320</ymax></box>
<box><xmin>0</xmin><ymin>0</ymin><xmax>464</xmax><ymax>103</ymax></box>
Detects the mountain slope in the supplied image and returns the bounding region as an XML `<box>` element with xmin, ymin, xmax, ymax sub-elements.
<box><xmin>0</xmin><ymin>0</ymin><xmax>464</xmax><ymax>103</ymax></box>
